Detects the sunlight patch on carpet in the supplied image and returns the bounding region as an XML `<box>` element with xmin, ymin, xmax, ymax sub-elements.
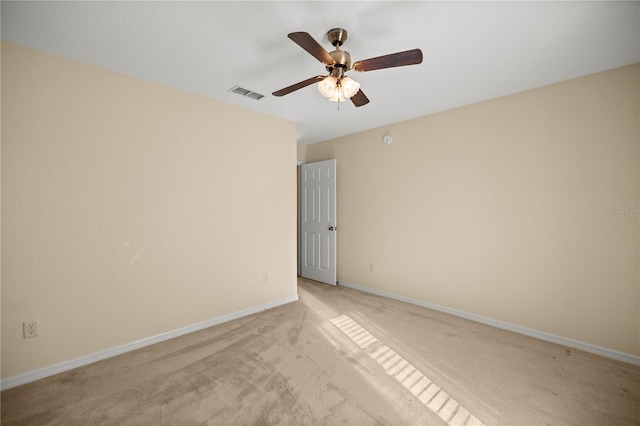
<box><xmin>331</xmin><ymin>314</ymin><xmax>485</xmax><ymax>426</ymax></box>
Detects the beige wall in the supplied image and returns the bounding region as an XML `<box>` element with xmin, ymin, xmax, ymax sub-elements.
<box><xmin>297</xmin><ymin>144</ymin><xmax>307</xmax><ymax>164</ymax></box>
<box><xmin>1</xmin><ymin>42</ymin><xmax>298</xmax><ymax>378</ymax></box>
<box><xmin>307</xmin><ymin>64</ymin><xmax>640</xmax><ymax>356</ymax></box>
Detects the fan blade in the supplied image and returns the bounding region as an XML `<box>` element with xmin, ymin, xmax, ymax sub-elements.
<box><xmin>288</xmin><ymin>32</ymin><xmax>335</xmax><ymax>66</ymax></box>
<box><xmin>350</xmin><ymin>89</ymin><xmax>370</xmax><ymax>107</ymax></box>
<box><xmin>353</xmin><ymin>49</ymin><xmax>423</xmax><ymax>72</ymax></box>
<box><xmin>272</xmin><ymin>76</ymin><xmax>325</xmax><ymax>97</ymax></box>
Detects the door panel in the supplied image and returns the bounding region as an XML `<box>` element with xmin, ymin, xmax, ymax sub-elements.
<box><xmin>304</xmin><ymin>187</ymin><xmax>316</xmax><ymax>222</ymax></box>
<box><xmin>304</xmin><ymin>232</ymin><xmax>316</xmax><ymax>268</ymax></box>
<box><xmin>300</xmin><ymin>159</ymin><xmax>337</xmax><ymax>285</ymax></box>
<box><xmin>319</xmin><ymin>187</ymin><xmax>331</xmax><ymax>223</ymax></box>
<box><xmin>319</xmin><ymin>233</ymin><xmax>331</xmax><ymax>270</ymax></box>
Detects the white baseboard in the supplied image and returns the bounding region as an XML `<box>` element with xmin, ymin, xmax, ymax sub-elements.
<box><xmin>1</xmin><ymin>294</ymin><xmax>299</xmax><ymax>391</ymax></box>
<box><xmin>338</xmin><ymin>280</ymin><xmax>640</xmax><ymax>366</ymax></box>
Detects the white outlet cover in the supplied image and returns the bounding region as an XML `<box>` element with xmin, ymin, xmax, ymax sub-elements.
<box><xmin>23</xmin><ymin>320</ymin><xmax>39</xmax><ymax>338</ymax></box>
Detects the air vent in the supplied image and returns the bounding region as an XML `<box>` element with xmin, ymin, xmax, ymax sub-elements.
<box><xmin>229</xmin><ymin>85</ymin><xmax>264</xmax><ymax>101</ymax></box>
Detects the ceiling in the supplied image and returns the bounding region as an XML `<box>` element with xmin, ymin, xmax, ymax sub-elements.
<box><xmin>2</xmin><ymin>1</ymin><xmax>639</xmax><ymax>145</ymax></box>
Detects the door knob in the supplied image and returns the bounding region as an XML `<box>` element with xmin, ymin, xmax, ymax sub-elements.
<box><xmin>329</xmin><ymin>226</ymin><xmax>337</xmax><ymax>231</ymax></box>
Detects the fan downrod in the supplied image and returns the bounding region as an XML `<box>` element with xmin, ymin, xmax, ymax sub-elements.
<box><xmin>326</xmin><ymin>28</ymin><xmax>352</xmax><ymax>72</ymax></box>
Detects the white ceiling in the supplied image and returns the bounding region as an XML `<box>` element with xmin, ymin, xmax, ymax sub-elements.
<box><xmin>2</xmin><ymin>1</ymin><xmax>639</xmax><ymax>145</ymax></box>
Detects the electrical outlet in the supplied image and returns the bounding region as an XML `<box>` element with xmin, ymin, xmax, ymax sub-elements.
<box><xmin>263</xmin><ymin>273</ymin><xmax>269</xmax><ymax>285</ymax></box>
<box><xmin>23</xmin><ymin>320</ymin><xmax>39</xmax><ymax>338</ymax></box>
<box><xmin>369</xmin><ymin>263</ymin><xmax>375</xmax><ymax>273</ymax></box>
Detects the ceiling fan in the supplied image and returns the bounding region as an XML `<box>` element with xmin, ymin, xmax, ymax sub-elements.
<box><xmin>272</xmin><ymin>28</ymin><xmax>423</xmax><ymax>107</ymax></box>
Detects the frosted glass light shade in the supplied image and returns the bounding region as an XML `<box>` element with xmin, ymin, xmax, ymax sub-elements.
<box><xmin>318</xmin><ymin>76</ymin><xmax>338</xmax><ymax>98</ymax></box>
<box><xmin>340</xmin><ymin>77</ymin><xmax>360</xmax><ymax>98</ymax></box>
<box><xmin>318</xmin><ymin>75</ymin><xmax>360</xmax><ymax>103</ymax></box>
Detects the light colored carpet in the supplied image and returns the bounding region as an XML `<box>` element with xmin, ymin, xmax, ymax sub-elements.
<box><xmin>2</xmin><ymin>278</ymin><xmax>639</xmax><ymax>425</ymax></box>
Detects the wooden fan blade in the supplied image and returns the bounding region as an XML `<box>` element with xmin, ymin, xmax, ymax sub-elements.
<box><xmin>288</xmin><ymin>32</ymin><xmax>335</xmax><ymax>66</ymax></box>
<box><xmin>272</xmin><ymin>76</ymin><xmax>325</xmax><ymax>97</ymax></box>
<box><xmin>350</xmin><ymin>89</ymin><xmax>370</xmax><ymax>107</ymax></box>
<box><xmin>353</xmin><ymin>49</ymin><xmax>423</xmax><ymax>72</ymax></box>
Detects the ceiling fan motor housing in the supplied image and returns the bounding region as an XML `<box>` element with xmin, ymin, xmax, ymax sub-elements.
<box><xmin>328</xmin><ymin>50</ymin><xmax>352</xmax><ymax>72</ymax></box>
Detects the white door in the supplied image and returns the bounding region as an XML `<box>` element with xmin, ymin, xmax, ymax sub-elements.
<box><xmin>300</xmin><ymin>159</ymin><xmax>337</xmax><ymax>285</ymax></box>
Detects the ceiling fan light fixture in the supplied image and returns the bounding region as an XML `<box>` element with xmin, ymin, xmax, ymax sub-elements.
<box><xmin>318</xmin><ymin>75</ymin><xmax>359</xmax><ymax>103</ymax></box>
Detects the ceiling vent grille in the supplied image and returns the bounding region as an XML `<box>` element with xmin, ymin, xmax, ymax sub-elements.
<box><xmin>229</xmin><ymin>85</ymin><xmax>264</xmax><ymax>101</ymax></box>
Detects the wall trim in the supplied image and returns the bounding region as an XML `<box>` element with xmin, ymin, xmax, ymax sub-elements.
<box><xmin>1</xmin><ymin>294</ymin><xmax>299</xmax><ymax>391</ymax></box>
<box><xmin>338</xmin><ymin>280</ymin><xmax>640</xmax><ymax>366</ymax></box>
